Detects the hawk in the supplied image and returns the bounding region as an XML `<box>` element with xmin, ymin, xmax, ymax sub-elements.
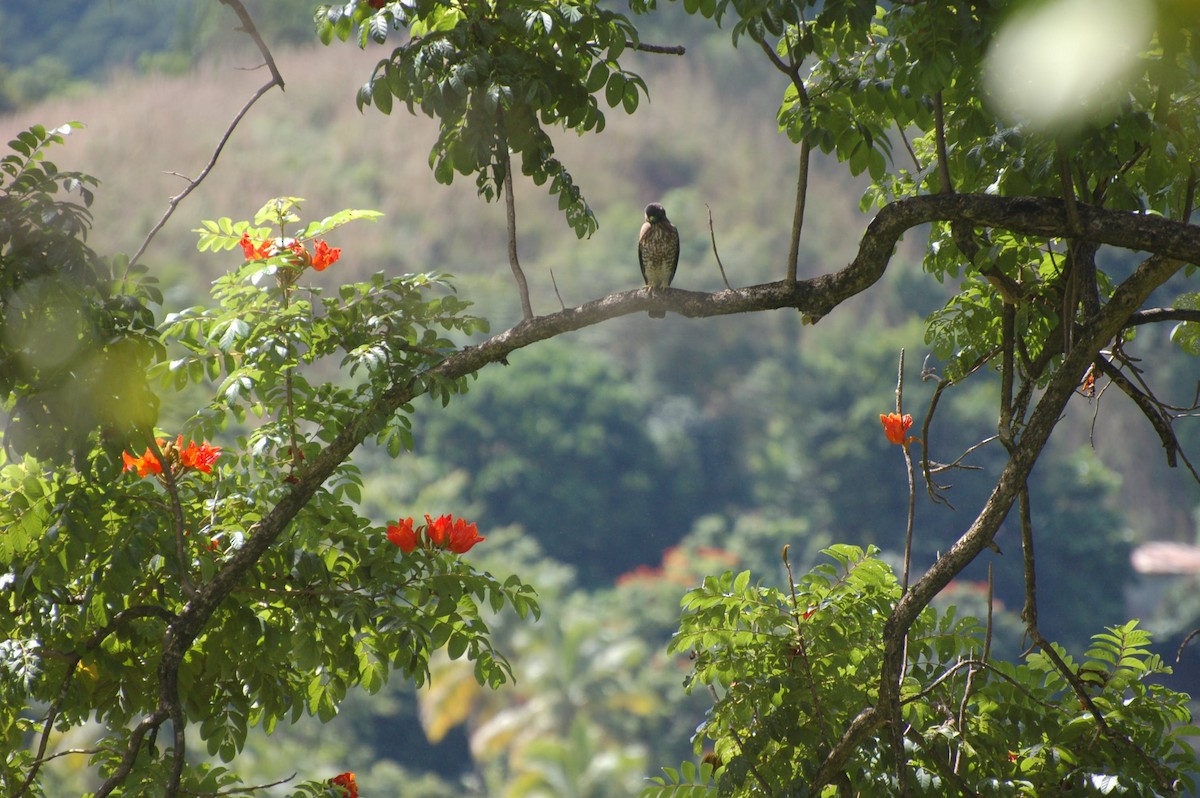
<box><xmin>637</xmin><ymin>202</ymin><xmax>679</xmax><ymax>318</ymax></box>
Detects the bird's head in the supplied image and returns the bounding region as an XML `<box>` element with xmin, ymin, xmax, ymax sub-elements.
<box><xmin>644</xmin><ymin>202</ymin><xmax>668</xmax><ymax>224</ymax></box>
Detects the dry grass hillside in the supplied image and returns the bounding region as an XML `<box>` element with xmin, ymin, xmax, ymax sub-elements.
<box><xmin>0</xmin><ymin>40</ymin><xmax>871</xmax><ymax>325</ymax></box>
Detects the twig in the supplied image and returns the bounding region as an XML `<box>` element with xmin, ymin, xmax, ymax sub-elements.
<box><xmin>1018</xmin><ymin>485</ymin><xmax>1037</xmax><ymax>639</ymax></box>
<box><xmin>549</xmin><ymin>269</ymin><xmax>567</xmax><ymax>311</ymax></box>
<box><xmin>895</xmin><ymin>349</ymin><xmax>916</xmax><ymax>595</ymax></box>
<box><xmin>788</xmin><ymin>138</ymin><xmax>811</xmax><ymax>284</ymax></box>
<box><xmin>1095</xmin><ymin>355</ymin><xmax>1200</xmax><ymax>482</ymax></box>
<box><xmin>147</xmin><ymin>435</ymin><xmax>196</xmax><ymax>599</ymax></box>
<box><xmin>893</xmin><ymin>348</ymin><xmax>915</xmax><ymax>797</ymax></box>
<box><xmin>934</xmin><ymin>92</ymin><xmax>953</xmax><ymax>195</ymax></box>
<box><xmin>919</xmin><ymin>351</ymin><xmax>995</xmax><ymax>506</ymax></box>
<box><xmin>129</xmin><ymin>0</ymin><xmax>284</xmax><ymax>269</ymax></box>
<box><xmin>999</xmin><ymin>304</ymin><xmax>1015</xmax><ymax>448</ymax></box>
<box><xmin>1178</xmin><ymin>627</ymin><xmax>1200</xmax><ymax>662</ymax></box>
<box><xmin>706</xmin><ymin>205</ymin><xmax>733</xmax><ymax>290</ymax></box>
<box><xmin>896</xmin><ymin>121</ymin><xmax>920</xmax><ymax>173</ymax></box>
<box><xmin>926</xmin><ymin>436</ymin><xmax>996</xmax><ymax>475</ymax></box>
<box><xmin>757</xmin><ymin>37</ymin><xmax>811</xmax><ymax>284</ymax></box>
<box><xmin>952</xmin><ymin>565</ymin><xmax>993</xmax><ymax>776</ymax></box>
<box><xmin>182</xmin><ymin>773</ymin><xmax>298</xmax><ymax>796</ymax></box>
<box><xmin>904</xmin><ymin>657</ymin><xmax>1059</xmax><ymax>712</ymax></box>
<box><xmin>782</xmin><ymin>546</ymin><xmax>828</xmax><ymax>739</ymax></box>
<box><xmin>497</xmin><ymin>115</ymin><xmax>534</xmax><ymax>320</ymax></box>
<box><xmin>1127</xmin><ymin>307</ymin><xmax>1200</xmax><ymax>326</ymax></box>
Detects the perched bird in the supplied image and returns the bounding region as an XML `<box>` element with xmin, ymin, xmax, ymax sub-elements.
<box><xmin>637</xmin><ymin>202</ymin><xmax>679</xmax><ymax>318</ymax></box>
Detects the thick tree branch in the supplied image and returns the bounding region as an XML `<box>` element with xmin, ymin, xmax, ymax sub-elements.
<box><xmin>1128</xmin><ymin>307</ymin><xmax>1200</xmax><ymax>326</ymax></box>
<box><xmin>629</xmin><ymin>41</ymin><xmax>686</xmax><ymax>55</ymax></box>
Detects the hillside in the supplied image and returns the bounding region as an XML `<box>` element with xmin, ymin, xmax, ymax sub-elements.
<box><xmin>4</xmin><ymin>36</ymin><xmax>1197</xmax><ymax>548</ymax></box>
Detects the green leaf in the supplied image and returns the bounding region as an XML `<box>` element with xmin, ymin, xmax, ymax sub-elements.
<box><xmin>372</xmin><ymin>76</ymin><xmax>394</xmax><ymax>115</ymax></box>
<box><xmin>605</xmin><ymin>72</ymin><xmax>626</xmax><ymax>109</ymax></box>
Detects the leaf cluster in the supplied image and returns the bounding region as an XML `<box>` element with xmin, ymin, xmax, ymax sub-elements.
<box><xmin>655</xmin><ymin>547</ymin><xmax>1198</xmax><ymax>797</ymax></box>
<box><xmin>318</xmin><ymin>0</ymin><xmax>647</xmax><ymax>238</ymax></box>
<box><xmin>0</xmin><ymin>124</ymin><xmax>162</xmax><ymax>467</ymax></box>
<box><xmin>0</xmin><ymin>196</ymin><xmax>538</xmax><ymax>796</ymax></box>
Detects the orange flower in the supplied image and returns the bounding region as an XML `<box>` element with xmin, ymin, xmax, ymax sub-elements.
<box><xmin>385</xmin><ymin>514</ymin><xmax>484</xmax><ymax>554</ymax></box>
<box><xmin>238</xmin><ymin>233</ymin><xmax>274</xmax><ymax>261</ymax></box>
<box><xmin>445</xmin><ymin>517</ymin><xmax>485</xmax><ymax>553</ymax></box>
<box><xmin>123</xmin><ymin>436</ymin><xmax>220</xmax><ymax>479</ymax></box>
<box><xmin>179</xmin><ymin>439</ymin><xmax>221</xmax><ymax>473</ymax></box>
<box><xmin>311</xmin><ymin>240</ymin><xmax>342</xmax><ymax>271</ymax></box>
<box><xmin>329</xmin><ymin>772</ymin><xmax>358</xmax><ymax>798</ymax></box>
<box><xmin>879</xmin><ymin>412</ymin><xmax>915</xmax><ymax>446</ymax></box>
<box><xmin>425</xmin><ymin>513</ymin><xmax>454</xmax><ymax>547</ymax></box>
<box><xmin>122</xmin><ymin>448</ymin><xmax>163</xmax><ymax>477</ymax></box>
<box><xmin>386</xmin><ymin>517</ymin><xmax>419</xmax><ymax>553</ymax></box>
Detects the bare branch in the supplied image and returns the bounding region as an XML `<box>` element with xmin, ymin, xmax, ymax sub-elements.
<box><xmin>498</xmin><ymin>121</ymin><xmax>534</xmax><ymax>320</ymax></box>
<box><xmin>550</xmin><ymin>269</ymin><xmax>567</xmax><ymax>311</ymax></box>
<box><xmin>1096</xmin><ymin>355</ymin><xmax>1200</xmax><ymax>483</ymax></box>
<box><xmin>934</xmin><ymin>92</ymin><xmax>953</xmax><ymax>195</ymax></box>
<box><xmin>757</xmin><ymin>37</ymin><xmax>811</xmax><ymax>284</ymax></box>
<box><xmin>706</xmin><ymin>205</ymin><xmax>733</xmax><ymax>290</ymax></box>
<box><xmin>129</xmin><ymin>0</ymin><xmax>284</xmax><ymax>268</ymax></box>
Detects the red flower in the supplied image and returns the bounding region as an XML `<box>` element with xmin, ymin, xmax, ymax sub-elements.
<box><xmin>238</xmin><ymin>233</ymin><xmax>274</xmax><ymax>261</ymax></box>
<box><xmin>123</xmin><ymin>436</ymin><xmax>220</xmax><ymax>479</ymax></box>
<box><xmin>425</xmin><ymin>513</ymin><xmax>454</xmax><ymax>547</ymax></box>
<box><xmin>311</xmin><ymin>240</ymin><xmax>342</xmax><ymax>271</ymax></box>
<box><xmin>879</xmin><ymin>412</ymin><xmax>915</xmax><ymax>446</ymax></box>
<box><xmin>445</xmin><ymin>517</ymin><xmax>485</xmax><ymax>553</ymax></box>
<box><xmin>366</xmin><ymin>0</ymin><xmax>387</xmax><ymax>8</ymax></box>
<box><xmin>122</xmin><ymin>447</ymin><xmax>163</xmax><ymax>477</ymax></box>
<box><xmin>329</xmin><ymin>771</ymin><xmax>358</xmax><ymax>798</ymax></box>
<box><xmin>179</xmin><ymin>438</ymin><xmax>221</xmax><ymax>473</ymax></box>
<box><xmin>385</xmin><ymin>514</ymin><xmax>484</xmax><ymax>555</ymax></box>
<box><xmin>387</xmin><ymin>517</ymin><xmax>419</xmax><ymax>553</ymax></box>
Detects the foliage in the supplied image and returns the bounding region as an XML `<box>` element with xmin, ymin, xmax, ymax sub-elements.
<box><xmin>317</xmin><ymin>0</ymin><xmax>650</xmax><ymax>237</ymax></box>
<box><xmin>0</xmin><ymin>123</ymin><xmax>161</xmax><ymax>467</ymax></box>
<box><xmin>648</xmin><ymin>546</ymin><xmax>1198</xmax><ymax>797</ymax></box>
<box><xmin>0</xmin><ymin>193</ymin><xmax>538</xmax><ymax>796</ymax></box>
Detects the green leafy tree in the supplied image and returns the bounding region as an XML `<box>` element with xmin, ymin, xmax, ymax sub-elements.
<box><xmin>1</xmin><ymin>177</ymin><xmax>538</xmax><ymax>797</ymax></box>
<box><xmin>645</xmin><ymin>546</ymin><xmax>1197</xmax><ymax>796</ymax></box>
